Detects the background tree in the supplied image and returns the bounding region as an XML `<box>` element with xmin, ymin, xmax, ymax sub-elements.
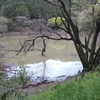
<box><xmin>15</xmin><ymin>5</ymin><xmax>29</xmax><ymax>16</ymax></box>
<box><xmin>1</xmin><ymin>0</ymin><xmax>59</xmax><ymax>19</ymax></box>
<box><xmin>15</xmin><ymin>0</ymin><xmax>100</xmax><ymax>72</ymax></box>
<box><xmin>72</xmin><ymin>0</ymin><xmax>92</xmax><ymax>11</ymax></box>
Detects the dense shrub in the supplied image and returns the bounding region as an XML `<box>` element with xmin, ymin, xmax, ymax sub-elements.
<box><xmin>0</xmin><ymin>16</ymin><xmax>9</xmax><ymax>24</ymax></box>
<box><xmin>22</xmin><ymin>20</ymin><xmax>33</xmax><ymax>27</ymax></box>
<box><xmin>15</xmin><ymin>6</ymin><xmax>29</xmax><ymax>16</ymax></box>
<box><xmin>0</xmin><ymin>24</ymin><xmax>8</xmax><ymax>33</ymax></box>
<box><xmin>15</xmin><ymin>16</ymin><xmax>28</xmax><ymax>24</ymax></box>
<box><xmin>77</xmin><ymin>0</ymin><xmax>100</xmax><ymax>31</ymax></box>
<box><xmin>47</xmin><ymin>16</ymin><xmax>65</xmax><ymax>28</ymax></box>
<box><xmin>0</xmin><ymin>17</ymin><xmax>11</xmax><ymax>33</ymax></box>
<box><xmin>1</xmin><ymin>0</ymin><xmax>58</xmax><ymax>20</ymax></box>
<box><xmin>77</xmin><ymin>8</ymin><xmax>93</xmax><ymax>31</ymax></box>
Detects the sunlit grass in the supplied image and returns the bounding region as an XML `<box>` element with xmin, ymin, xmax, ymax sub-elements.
<box><xmin>27</xmin><ymin>71</ymin><xmax>100</xmax><ymax>100</ymax></box>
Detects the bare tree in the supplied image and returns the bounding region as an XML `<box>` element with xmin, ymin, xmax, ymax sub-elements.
<box><xmin>17</xmin><ymin>0</ymin><xmax>100</xmax><ymax>72</ymax></box>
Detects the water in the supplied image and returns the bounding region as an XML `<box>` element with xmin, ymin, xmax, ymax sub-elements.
<box><xmin>0</xmin><ymin>35</ymin><xmax>80</xmax><ymax>65</ymax></box>
<box><xmin>1</xmin><ymin>35</ymin><xmax>99</xmax><ymax>65</ymax></box>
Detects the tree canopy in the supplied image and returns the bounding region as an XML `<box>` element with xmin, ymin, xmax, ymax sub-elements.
<box><xmin>0</xmin><ymin>0</ymin><xmax>57</xmax><ymax>19</ymax></box>
<box><xmin>0</xmin><ymin>0</ymin><xmax>98</xmax><ymax>19</ymax></box>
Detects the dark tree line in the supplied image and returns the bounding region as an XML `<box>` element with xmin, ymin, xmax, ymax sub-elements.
<box><xmin>0</xmin><ymin>0</ymin><xmax>58</xmax><ymax>19</ymax></box>
<box><xmin>0</xmin><ymin>0</ymin><xmax>96</xmax><ymax>20</ymax></box>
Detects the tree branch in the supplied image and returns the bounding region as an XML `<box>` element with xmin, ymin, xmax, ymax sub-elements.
<box><xmin>16</xmin><ymin>34</ymin><xmax>72</xmax><ymax>55</ymax></box>
<box><xmin>44</xmin><ymin>0</ymin><xmax>61</xmax><ymax>7</ymax></box>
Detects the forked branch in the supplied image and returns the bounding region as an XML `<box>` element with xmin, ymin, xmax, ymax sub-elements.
<box><xmin>16</xmin><ymin>34</ymin><xmax>72</xmax><ymax>55</ymax></box>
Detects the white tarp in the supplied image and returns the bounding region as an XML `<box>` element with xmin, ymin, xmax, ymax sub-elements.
<box><xmin>6</xmin><ymin>59</ymin><xmax>83</xmax><ymax>82</ymax></box>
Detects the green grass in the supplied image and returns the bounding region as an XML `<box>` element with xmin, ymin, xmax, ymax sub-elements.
<box><xmin>27</xmin><ymin>71</ymin><xmax>100</xmax><ymax>100</ymax></box>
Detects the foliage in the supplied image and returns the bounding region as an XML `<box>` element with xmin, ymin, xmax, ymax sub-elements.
<box><xmin>77</xmin><ymin>8</ymin><xmax>93</xmax><ymax>31</ymax></box>
<box><xmin>0</xmin><ymin>16</ymin><xmax>11</xmax><ymax>33</ymax></box>
<box><xmin>0</xmin><ymin>0</ymin><xmax>7</xmax><ymax>8</ymax></box>
<box><xmin>74</xmin><ymin>0</ymin><xmax>100</xmax><ymax>31</ymax></box>
<box><xmin>0</xmin><ymin>63</ymin><xmax>32</xmax><ymax>100</ymax></box>
<box><xmin>0</xmin><ymin>24</ymin><xmax>8</xmax><ymax>33</ymax></box>
<box><xmin>27</xmin><ymin>72</ymin><xmax>100</xmax><ymax>100</ymax></box>
<box><xmin>72</xmin><ymin>0</ymin><xmax>92</xmax><ymax>11</ymax></box>
<box><xmin>8</xmin><ymin>63</ymin><xmax>33</xmax><ymax>87</ymax></box>
<box><xmin>22</xmin><ymin>20</ymin><xmax>33</xmax><ymax>27</ymax></box>
<box><xmin>0</xmin><ymin>16</ymin><xmax>10</xmax><ymax>25</ymax></box>
<box><xmin>17</xmin><ymin>66</ymin><xmax>33</xmax><ymax>87</ymax></box>
<box><xmin>1</xmin><ymin>0</ymin><xmax>99</xmax><ymax>20</ymax></box>
<box><xmin>94</xmin><ymin>0</ymin><xmax>100</xmax><ymax>16</ymax></box>
<box><xmin>47</xmin><ymin>16</ymin><xmax>65</xmax><ymax>28</ymax></box>
<box><xmin>0</xmin><ymin>0</ymin><xmax>57</xmax><ymax>19</ymax></box>
<box><xmin>1</xmin><ymin>89</ymin><xmax>27</xmax><ymax>100</ymax></box>
<box><xmin>1</xmin><ymin>0</ymin><xmax>17</xmax><ymax>19</ymax></box>
<box><xmin>15</xmin><ymin>6</ymin><xmax>29</xmax><ymax>16</ymax></box>
<box><xmin>15</xmin><ymin>16</ymin><xmax>28</xmax><ymax>24</ymax></box>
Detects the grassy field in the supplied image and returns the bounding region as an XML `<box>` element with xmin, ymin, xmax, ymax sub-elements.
<box><xmin>27</xmin><ymin>71</ymin><xmax>100</xmax><ymax>100</ymax></box>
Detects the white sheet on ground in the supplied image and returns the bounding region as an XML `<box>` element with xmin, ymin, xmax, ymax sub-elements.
<box><xmin>6</xmin><ymin>59</ymin><xmax>83</xmax><ymax>82</ymax></box>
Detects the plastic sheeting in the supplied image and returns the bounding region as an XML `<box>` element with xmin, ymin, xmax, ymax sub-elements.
<box><xmin>6</xmin><ymin>59</ymin><xmax>83</xmax><ymax>82</ymax></box>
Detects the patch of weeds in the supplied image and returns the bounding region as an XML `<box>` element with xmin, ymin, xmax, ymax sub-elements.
<box><xmin>95</xmin><ymin>65</ymin><xmax>100</xmax><ymax>73</ymax></box>
<box><xmin>1</xmin><ymin>88</ymin><xmax>27</xmax><ymax>100</ymax></box>
<box><xmin>0</xmin><ymin>61</ymin><xmax>33</xmax><ymax>100</ymax></box>
<box><xmin>8</xmin><ymin>65</ymin><xmax>34</xmax><ymax>88</ymax></box>
<box><xmin>18</xmin><ymin>66</ymin><xmax>33</xmax><ymax>87</ymax></box>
